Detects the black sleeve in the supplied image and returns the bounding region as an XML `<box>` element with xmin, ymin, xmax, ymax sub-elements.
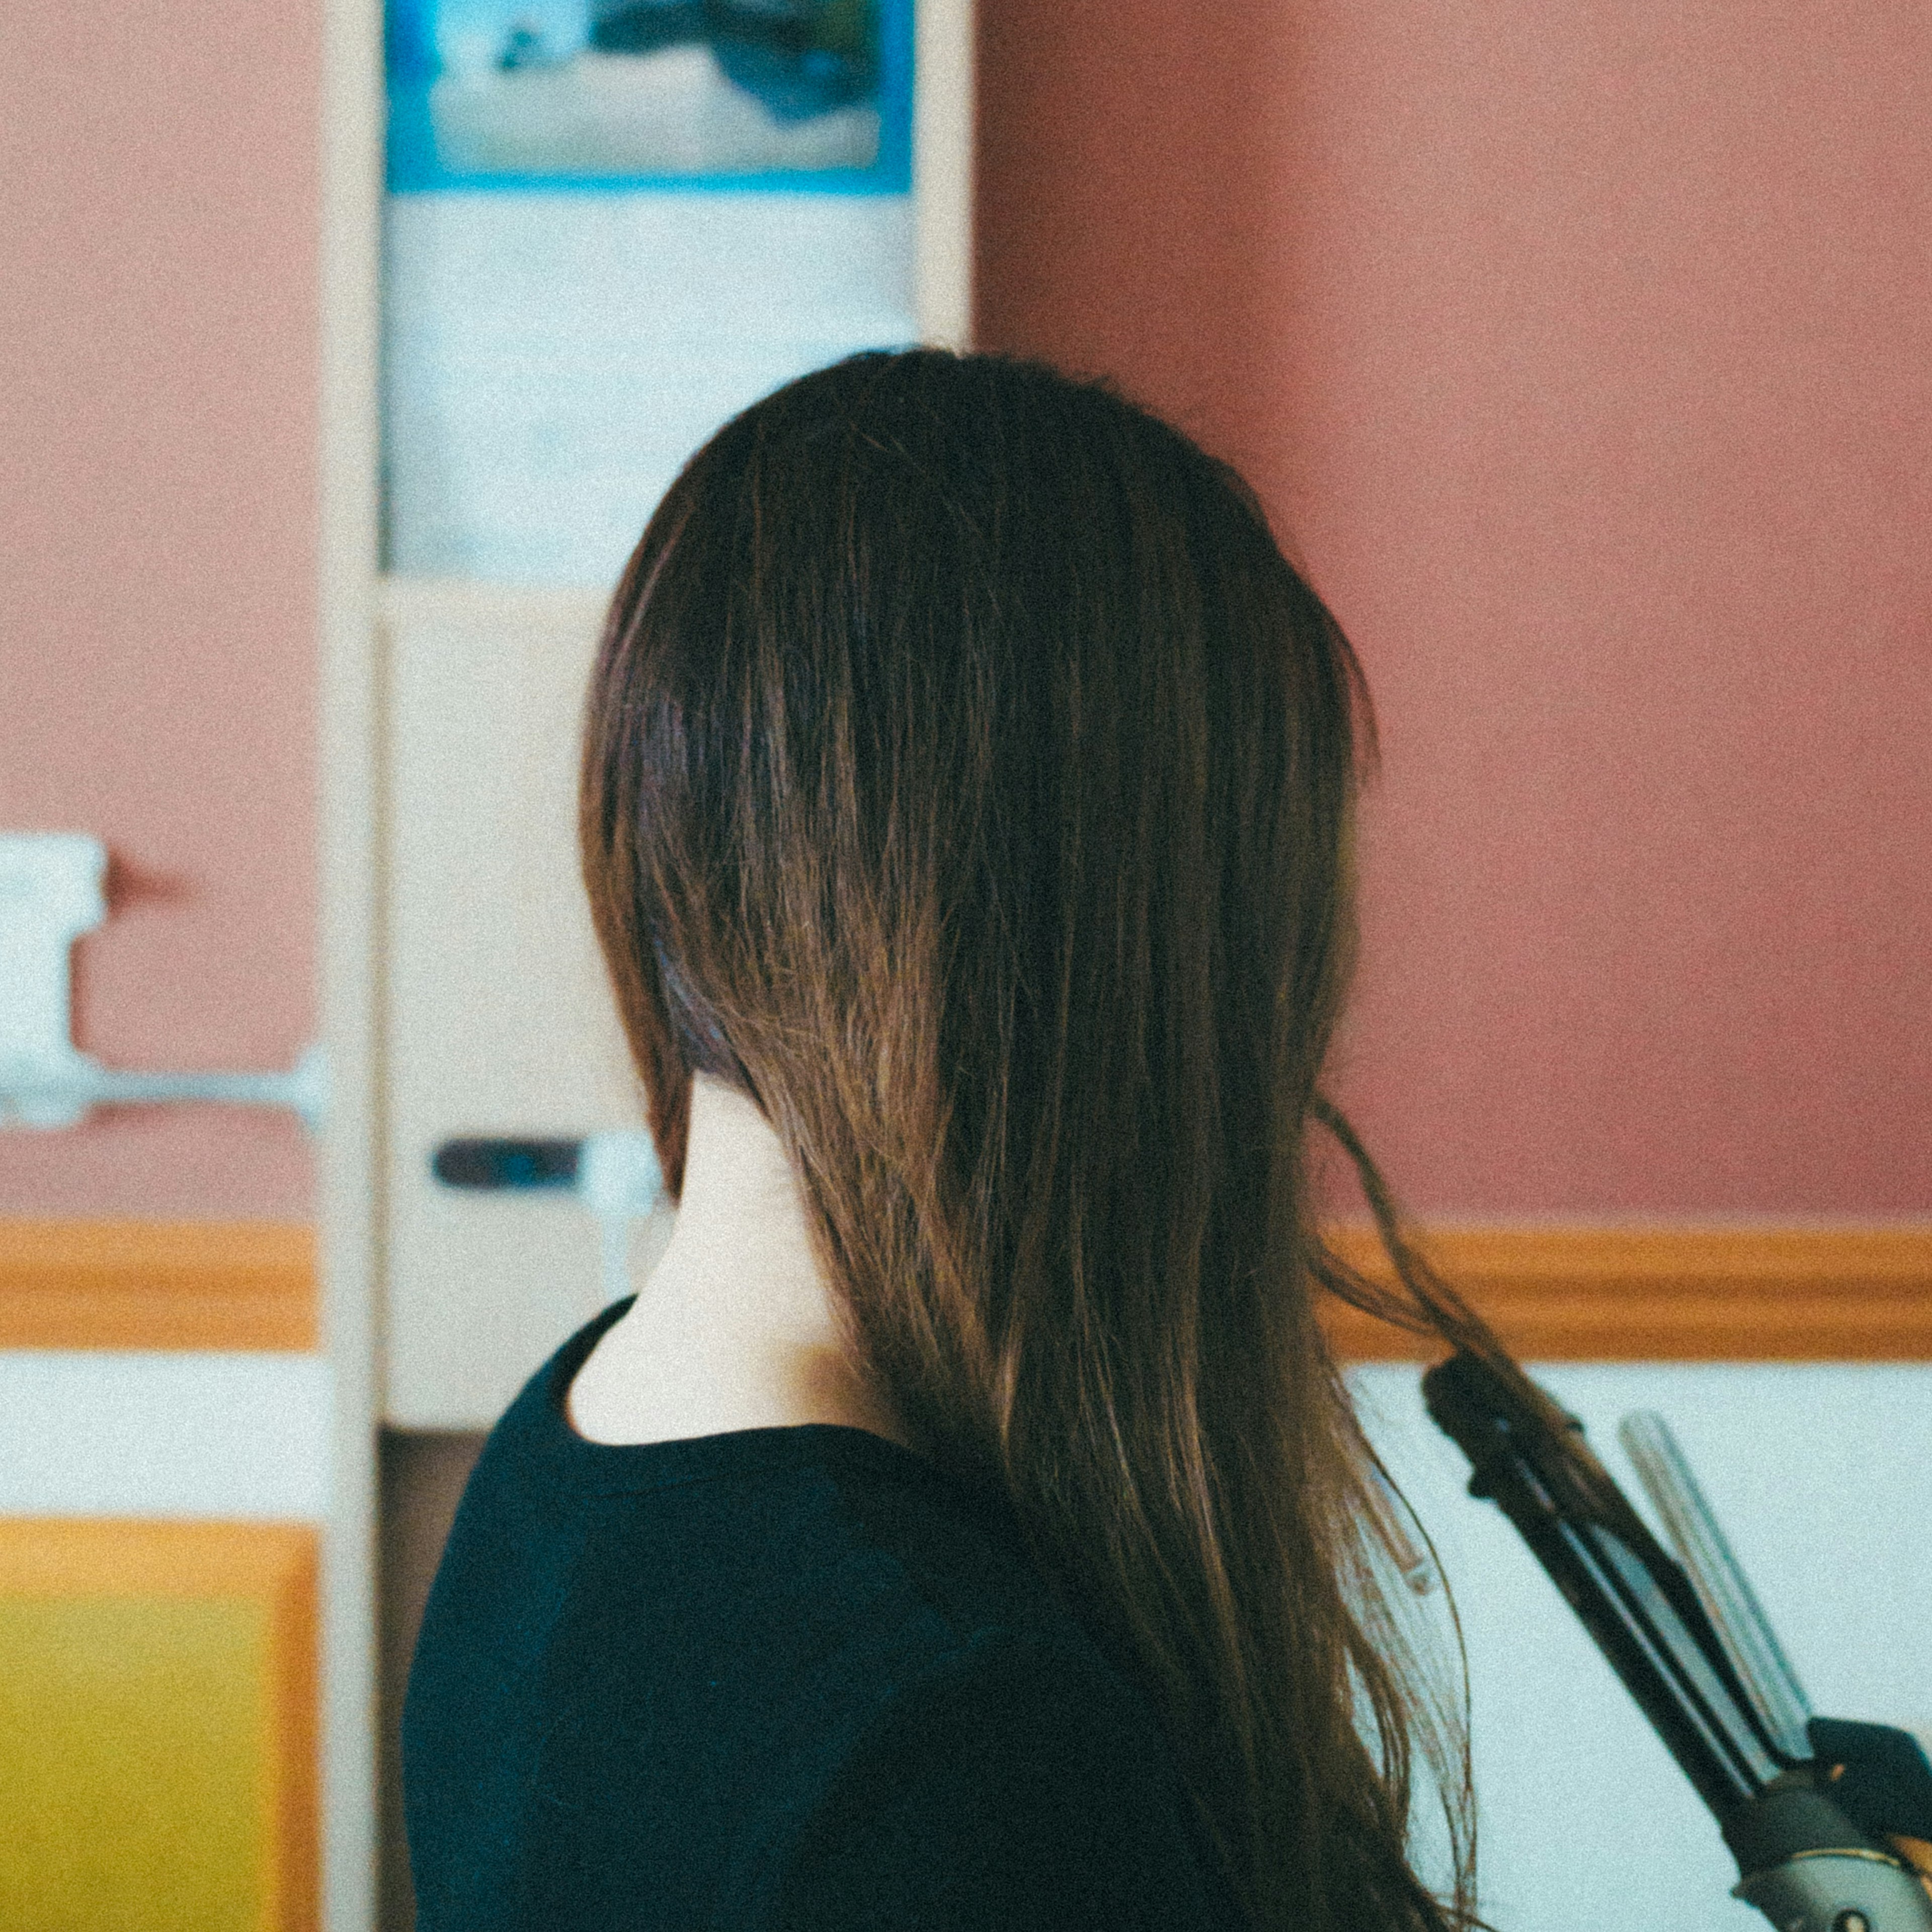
<box><xmin>769</xmin><ymin>1633</ymin><xmax>1233</xmax><ymax>1932</ymax></box>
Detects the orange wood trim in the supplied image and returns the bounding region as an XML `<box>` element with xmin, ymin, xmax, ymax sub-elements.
<box><xmin>0</xmin><ymin>1518</ymin><xmax>319</xmax><ymax>1932</ymax></box>
<box><xmin>8</xmin><ymin>1218</ymin><xmax>1924</xmax><ymax>1359</ymax></box>
<box><xmin>0</xmin><ymin>1220</ymin><xmax>316</xmax><ymax>1351</ymax></box>
<box><xmin>1318</xmin><ymin>1224</ymin><xmax>1932</xmax><ymax>1360</ymax></box>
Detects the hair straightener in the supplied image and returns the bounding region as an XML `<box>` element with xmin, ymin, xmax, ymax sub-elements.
<box><xmin>1423</xmin><ymin>1349</ymin><xmax>1932</xmax><ymax>1931</ymax></box>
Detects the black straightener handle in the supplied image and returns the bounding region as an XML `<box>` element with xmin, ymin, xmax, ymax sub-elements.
<box><xmin>1422</xmin><ymin>1348</ymin><xmax>1932</xmax><ymax>1932</ymax></box>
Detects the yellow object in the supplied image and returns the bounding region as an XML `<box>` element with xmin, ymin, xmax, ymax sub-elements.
<box><xmin>0</xmin><ymin>1520</ymin><xmax>316</xmax><ymax>1932</ymax></box>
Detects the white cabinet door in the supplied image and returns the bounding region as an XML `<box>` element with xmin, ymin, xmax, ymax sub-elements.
<box><xmin>379</xmin><ymin>579</ymin><xmax>672</xmax><ymax>1427</ymax></box>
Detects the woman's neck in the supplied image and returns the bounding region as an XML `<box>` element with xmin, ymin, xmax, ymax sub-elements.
<box><xmin>565</xmin><ymin>1073</ymin><xmax>916</xmax><ymax>1452</ymax></box>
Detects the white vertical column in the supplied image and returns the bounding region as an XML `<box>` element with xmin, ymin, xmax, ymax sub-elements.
<box><xmin>914</xmin><ymin>0</ymin><xmax>975</xmax><ymax>349</ymax></box>
<box><xmin>317</xmin><ymin>0</ymin><xmax>385</xmax><ymax>1922</ymax></box>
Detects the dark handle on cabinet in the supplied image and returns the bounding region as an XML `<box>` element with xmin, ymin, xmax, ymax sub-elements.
<box><xmin>432</xmin><ymin>1137</ymin><xmax>582</xmax><ymax>1190</ymax></box>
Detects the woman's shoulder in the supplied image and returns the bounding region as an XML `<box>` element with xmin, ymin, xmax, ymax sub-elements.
<box><xmin>408</xmin><ymin>1307</ymin><xmax>1239</xmax><ymax>1930</ymax></box>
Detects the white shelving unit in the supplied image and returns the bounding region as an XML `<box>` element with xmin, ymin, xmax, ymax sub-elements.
<box><xmin>317</xmin><ymin>4</ymin><xmax>975</xmax><ymax>1923</ymax></box>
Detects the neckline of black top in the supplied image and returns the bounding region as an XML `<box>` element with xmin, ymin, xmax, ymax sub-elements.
<box><xmin>537</xmin><ymin>1293</ymin><xmax>947</xmax><ymax>1496</ymax></box>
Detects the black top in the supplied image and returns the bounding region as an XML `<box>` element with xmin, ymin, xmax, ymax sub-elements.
<box><xmin>404</xmin><ymin>1298</ymin><xmax>1241</xmax><ymax>1931</ymax></box>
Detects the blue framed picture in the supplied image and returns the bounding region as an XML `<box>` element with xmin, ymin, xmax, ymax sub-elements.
<box><xmin>387</xmin><ymin>0</ymin><xmax>914</xmax><ymax>192</ymax></box>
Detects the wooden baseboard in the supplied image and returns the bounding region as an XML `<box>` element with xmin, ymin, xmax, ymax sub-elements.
<box><xmin>0</xmin><ymin>1221</ymin><xmax>315</xmax><ymax>1351</ymax></box>
<box><xmin>1319</xmin><ymin>1224</ymin><xmax>1932</xmax><ymax>1360</ymax></box>
<box><xmin>2</xmin><ymin>1217</ymin><xmax>1927</xmax><ymax>1359</ymax></box>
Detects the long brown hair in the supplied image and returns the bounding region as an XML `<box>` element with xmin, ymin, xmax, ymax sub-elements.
<box><xmin>581</xmin><ymin>349</ymin><xmax>1514</xmax><ymax>1932</ymax></box>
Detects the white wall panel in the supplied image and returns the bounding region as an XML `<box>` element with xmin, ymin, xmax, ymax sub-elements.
<box><xmin>0</xmin><ymin>1352</ymin><xmax>332</xmax><ymax>1518</ymax></box>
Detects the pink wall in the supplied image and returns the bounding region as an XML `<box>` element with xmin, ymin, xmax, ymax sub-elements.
<box><xmin>5</xmin><ymin>0</ymin><xmax>1923</xmax><ymax>1224</ymax></box>
<box><xmin>0</xmin><ymin>0</ymin><xmax>319</xmax><ymax>1219</ymax></box>
<box><xmin>980</xmin><ymin>0</ymin><xmax>1932</xmax><ymax>1216</ymax></box>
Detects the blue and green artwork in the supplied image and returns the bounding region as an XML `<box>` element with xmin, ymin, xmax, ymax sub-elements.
<box><xmin>386</xmin><ymin>0</ymin><xmax>913</xmax><ymax>191</ymax></box>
